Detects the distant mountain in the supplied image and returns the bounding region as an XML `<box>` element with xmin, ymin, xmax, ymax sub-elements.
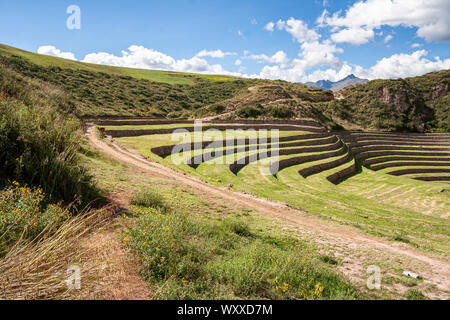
<box><xmin>304</xmin><ymin>74</ymin><xmax>369</xmax><ymax>91</ymax></box>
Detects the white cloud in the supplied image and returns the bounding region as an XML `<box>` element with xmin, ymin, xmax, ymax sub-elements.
<box><xmin>331</xmin><ymin>27</ymin><xmax>375</xmax><ymax>45</ymax></box>
<box><xmin>323</xmin><ymin>0</ymin><xmax>450</xmax><ymax>44</ymax></box>
<box><xmin>357</xmin><ymin>49</ymin><xmax>450</xmax><ymax>79</ymax></box>
<box><xmin>276</xmin><ymin>18</ymin><xmax>320</xmax><ymax>43</ymax></box>
<box><xmin>299</xmin><ymin>40</ymin><xmax>343</xmax><ymax>68</ymax></box>
<box><xmin>37</xmin><ymin>45</ymin><xmax>77</xmax><ymax>61</ymax></box>
<box><xmin>247</xmin><ymin>50</ymin><xmax>290</xmax><ymax>66</ymax></box>
<box><xmin>250</xmin><ymin>18</ymin><xmax>258</xmax><ymax>25</ymax></box>
<box><xmin>252</xmin><ymin>48</ymin><xmax>449</xmax><ymax>83</ymax></box>
<box><xmin>264</xmin><ymin>22</ymin><xmax>275</xmax><ymax>32</ymax></box>
<box><xmin>235</xmin><ymin>59</ymin><xmax>242</xmax><ymax>66</ymax></box>
<box><xmin>238</xmin><ymin>30</ymin><xmax>245</xmax><ymax>39</ymax></box>
<box><xmin>81</xmin><ymin>45</ymin><xmax>241</xmax><ymax>76</ymax></box>
<box><xmin>196</xmin><ymin>49</ymin><xmax>237</xmax><ymax>58</ymax></box>
<box><xmin>305</xmin><ymin>64</ymin><xmax>354</xmax><ymax>82</ymax></box>
<box><xmin>383</xmin><ymin>35</ymin><xmax>393</xmax><ymax>43</ymax></box>
<box><xmin>411</xmin><ymin>43</ymin><xmax>422</xmax><ymax>48</ymax></box>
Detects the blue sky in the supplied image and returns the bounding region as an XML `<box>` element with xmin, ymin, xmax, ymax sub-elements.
<box><xmin>1</xmin><ymin>0</ymin><xmax>449</xmax><ymax>82</ymax></box>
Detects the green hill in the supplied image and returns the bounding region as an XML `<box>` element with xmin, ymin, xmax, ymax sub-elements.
<box><xmin>0</xmin><ymin>44</ymin><xmax>334</xmax><ymax>123</ymax></box>
<box><xmin>328</xmin><ymin>70</ymin><xmax>449</xmax><ymax>132</ymax></box>
<box><xmin>0</xmin><ymin>44</ymin><xmax>448</xmax><ymax>132</ymax></box>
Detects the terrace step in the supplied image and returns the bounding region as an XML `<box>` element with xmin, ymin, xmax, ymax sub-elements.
<box><xmin>269</xmin><ymin>147</ymin><xmax>347</xmax><ymax>176</ymax></box>
<box><xmin>388</xmin><ymin>168</ymin><xmax>450</xmax><ymax>176</ymax></box>
<box><xmin>326</xmin><ymin>161</ymin><xmax>358</xmax><ymax>184</ymax></box>
<box><xmin>298</xmin><ymin>152</ymin><xmax>353</xmax><ymax>178</ymax></box>
<box><xmin>228</xmin><ymin>140</ymin><xmax>344</xmax><ymax>174</ymax></box>
<box><xmin>354</xmin><ymin>150</ymin><xmax>450</xmax><ymax>161</ymax></box>
<box><xmin>413</xmin><ymin>176</ymin><xmax>450</xmax><ymax>182</ymax></box>
<box><xmin>105</xmin><ymin>124</ymin><xmax>326</xmax><ymax>138</ymax></box>
<box><xmin>188</xmin><ymin>137</ymin><xmax>339</xmax><ymax>169</ymax></box>
<box><xmin>151</xmin><ymin>132</ymin><xmax>333</xmax><ymax>157</ymax></box>
<box><xmin>350</xmin><ymin>145</ymin><xmax>450</xmax><ymax>154</ymax></box>
<box><xmin>363</xmin><ymin>156</ymin><xmax>450</xmax><ymax>167</ymax></box>
<box><xmin>370</xmin><ymin>161</ymin><xmax>450</xmax><ymax>171</ymax></box>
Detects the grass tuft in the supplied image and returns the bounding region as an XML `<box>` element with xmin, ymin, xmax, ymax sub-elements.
<box><xmin>405</xmin><ymin>289</ymin><xmax>427</xmax><ymax>300</ymax></box>
<box><xmin>130</xmin><ymin>189</ymin><xmax>168</xmax><ymax>211</ymax></box>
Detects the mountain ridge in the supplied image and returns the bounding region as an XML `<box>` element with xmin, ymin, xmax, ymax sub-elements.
<box><xmin>304</xmin><ymin>74</ymin><xmax>369</xmax><ymax>91</ymax></box>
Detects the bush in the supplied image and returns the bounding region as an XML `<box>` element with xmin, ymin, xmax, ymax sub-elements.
<box><xmin>0</xmin><ymin>182</ymin><xmax>71</xmax><ymax>255</ymax></box>
<box><xmin>0</xmin><ymin>100</ymin><xmax>97</xmax><ymax>205</ymax></box>
<box><xmin>405</xmin><ymin>289</ymin><xmax>427</xmax><ymax>300</ymax></box>
<box><xmin>224</xmin><ymin>219</ymin><xmax>252</xmax><ymax>237</ymax></box>
<box><xmin>130</xmin><ymin>189</ymin><xmax>168</xmax><ymax>211</ymax></box>
<box><xmin>208</xmin><ymin>104</ymin><xmax>225</xmax><ymax>114</ymax></box>
<box><xmin>237</xmin><ymin>106</ymin><xmax>263</xmax><ymax>118</ymax></box>
<box><xmin>0</xmin><ymin>62</ymin><xmax>98</xmax><ymax>206</ymax></box>
<box><xmin>268</xmin><ymin>106</ymin><xmax>295</xmax><ymax>119</ymax></box>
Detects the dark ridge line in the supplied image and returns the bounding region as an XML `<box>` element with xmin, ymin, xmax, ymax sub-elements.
<box><xmin>348</xmin><ymin>140</ymin><xmax>450</xmax><ymax>148</ymax></box>
<box><xmin>105</xmin><ymin>125</ymin><xmax>326</xmax><ymax>138</ymax></box>
<box><xmin>355</xmin><ymin>151</ymin><xmax>450</xmax><ymax>161</ymax></box>
<box><xmin>150</xmin><ymin>132</ymin><xmax>333</xmax><ymax>157</ymax></box>
<box><xmin>298</xmin><ymin>152</ymin><xmax>353</xmax><ymax>179</ymax></box>
<box><xmin>341</xmin><ymin>137</ymin><xmax>450</xmax><ymax>144</ymax></box>
<box><xmin>388</xmin><ymin>168</ymin><xmax>450</xmax><ymax>176</ymax></box>
<box><xmin>351</xmin><ymin>145</ymin><xmax>450</xmax><ymax>155</ymax></box>
<box><xmin>336</xmin><ymin>133</ymin><xmax>450</xmax><ymax>141</ymax></box>
<box><xmin>413</xmin><ymin>176</ymin><xmax>450</xmax><ymax>182</ymax></box>
<box><xmin>208</xmin><ymin>119</ymin><xmax>323</xmax><ymax>127</ymax></box>
<box><xmin>371</xmin><ymin>161</ymin><xmax>450</xmax><ymax>171</ymax></box>
<box><xmin>227</xmin><ymin>140</ymin><xmax>344</xmax><ymax>174</ymax></box>
<box><xmin>268</xmin><ymin>146</ymin><xmax>348</xmax><ymax>176</ymax></box>
<box><xmin>186</xmin><ymin>136</ymin><xmax>340</xmax><ymax>169</ymax></box>
<box><xmin>94</xmin><ymin>119</ymin><xmax>323</xmax><ymax>127</ymax></box>
<box><xmin>335</xmin><ymin>131</ymin><xmax>450</xmax><ymax>138</ymax></box>
<box><xmin>363</xmin><ymin>156</ymin><xmax>450</xmax><ymax>167</ymax></box>
<box><xmin>92</xmin><ymin>120</ymin><xmax>194</xmax><ymax>126</ymax></box>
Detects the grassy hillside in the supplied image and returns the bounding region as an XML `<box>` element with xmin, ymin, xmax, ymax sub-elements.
<box><xmin>0</xmin><ymin>43</ymin><xmax>448</xmax><ymax>132</ymax></box>
<box><xmin>0</xmin><ymin>44</ymin><xmax>235</xmax><ymax>85</ymax></box>
<box><xmin>326</xmin><ymin>70</ymin><xmax>450</xmax><ymax>133</ymax></box>
<box><xmin>0</xmin><ymin>44</ymin><xmax>336</xmax><ymax>124</ymax></box>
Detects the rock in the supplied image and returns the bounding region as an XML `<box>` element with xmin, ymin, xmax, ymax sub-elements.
<box><xmin>402</xmin><ymin>271</ymin><xmax>421</xmax><ymax>279</ymax></box>
<box><xmin>225</xmin><ymin>183</ymin><xmax>234</xmax><ymax>188</ymax></box>
<box><xmin>432</xmin><ymin>82</ymin><xmax>448</xmax><ymax>100</ymax></box>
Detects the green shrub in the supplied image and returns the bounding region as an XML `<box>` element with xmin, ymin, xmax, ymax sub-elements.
<box><xmin>405</xmin><ymin>289</ymin><xmax>427</xmax><ymax>300</ymax></box>
<box><xmin>0</xmin><ymin>62</ymin><xmax>98</xmax><ymax>206</ymax></box>
<box><xmin>224</xmin><ymin>219</ymin><xmax>252</xmax><ymax>237</ymax></box>
<box><xmin>237</xmin><ymin>106</ymin><xmax>263</xmax><ymax>118</ymax></box>
<box><xmin>0</xmin><ymin>100</ymin><xmax>97</xmax><ymax>205</ymax></box>
<box><xmin>268</xmin><ymin>106</ymin><xmax>295</xmax><ymax>119</ymax></box>
<box><xmin>0</xmin><ymin>182</ymin><xmax>70</xmax><ymax>255</ymax></box>
<box><xmin>130</xmin><ymin>189</ymin><xmax>168</xmax><ymax>211</ymax></box>
<box><xmin>208</xmin><ymin>104</ymin><xmax>225</xmax><ymax>114</ymax></box>
<box><xmin>319</xmin><ymin>254</ymin><xmax>339</xmax><ymax>265</ymax></box>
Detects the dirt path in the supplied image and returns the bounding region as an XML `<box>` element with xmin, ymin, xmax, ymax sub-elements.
<box><xmin>85</xmin><ymin>125</ymin><xmax>450</xmax><ymax>298</ymax></box>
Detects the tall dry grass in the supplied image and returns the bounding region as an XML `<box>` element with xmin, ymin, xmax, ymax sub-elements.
<box><xmin>0</xmin><ymin>205</ymin><xmax>114</xmax><ymax>300</ymax></box>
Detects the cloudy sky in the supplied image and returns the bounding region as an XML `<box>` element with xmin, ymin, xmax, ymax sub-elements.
<box><xmin>1</xmin><ymin>0</ymin><xmax>449</xmax><ymax>82</ymax></box>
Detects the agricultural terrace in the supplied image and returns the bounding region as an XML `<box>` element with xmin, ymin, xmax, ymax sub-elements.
<box><xmin>93</xmin><ymin>119</ymin><xmax>450</xmax><ymax>258</ymax></box>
